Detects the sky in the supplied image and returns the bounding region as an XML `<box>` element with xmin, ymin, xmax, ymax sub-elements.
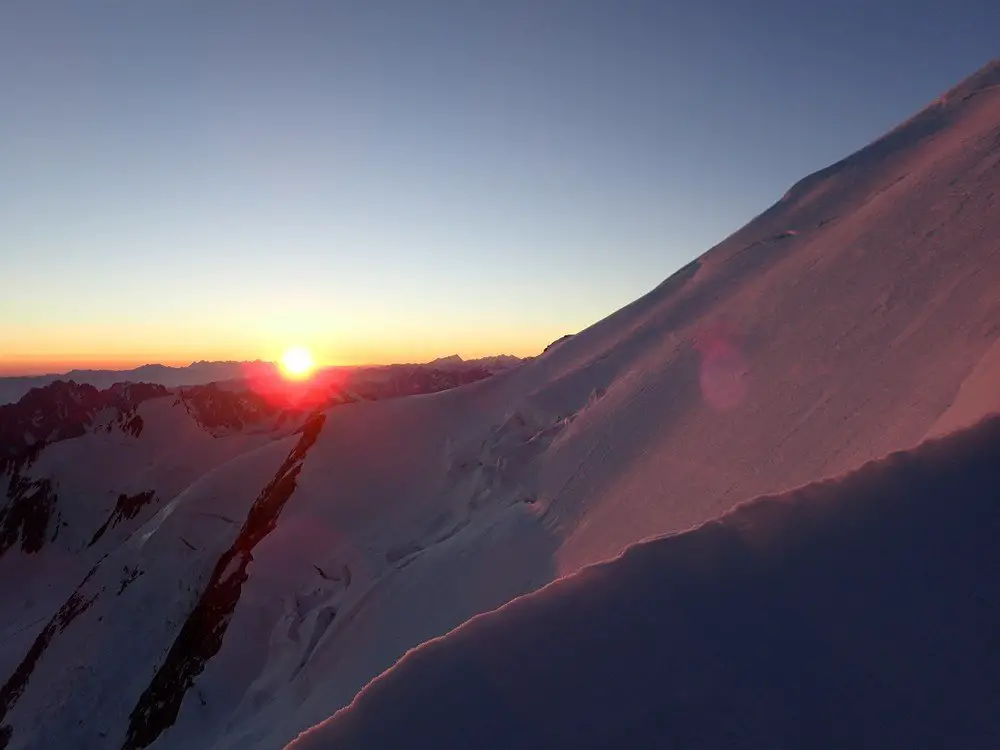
<box><xmin>1</xmin><ymin>1</ymin><xmax>998</xmax><ymax>374</ymax></box>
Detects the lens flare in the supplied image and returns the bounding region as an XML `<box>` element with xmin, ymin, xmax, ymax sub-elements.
<box><xmin>279</xmin><ymin>347</ymin><xmax>316</xmax><ymax>380</ymax></box>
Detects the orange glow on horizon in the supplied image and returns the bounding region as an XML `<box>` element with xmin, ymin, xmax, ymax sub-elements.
<box><xmin>0</xmin><ymin>329</ymin><xmax>558</xmax><ymax>377</ymax></box>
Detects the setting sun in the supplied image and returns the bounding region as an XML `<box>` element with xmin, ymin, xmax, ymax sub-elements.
<box><xmin>279</xmin><ymin>347</ymin><xmax>316</xmax><ymax>380</ymax></box>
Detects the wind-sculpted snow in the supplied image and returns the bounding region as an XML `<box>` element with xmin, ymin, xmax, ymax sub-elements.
<box><xmin>288</xmin><ymin>412</ymin><xmax>1000</xmax><ymax>750</ymax></box>
<box><xmin>160</xmin><ymin>59</ymin><xmax>1000</xmax><ymax>747</ymax></box>
<box><xmin>5</xmin><ymin>60</ymin><xmax>1000</xmax><ymax>750</ymax></box>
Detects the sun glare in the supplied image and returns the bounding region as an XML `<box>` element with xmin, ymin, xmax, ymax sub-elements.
<box><xmin>279</xmin><ymin>347</ymin><xmax>316</xmax><ymax>380</ymax></box>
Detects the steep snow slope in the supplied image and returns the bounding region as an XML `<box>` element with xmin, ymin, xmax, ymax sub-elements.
<box><xmin>288</xmin><ymin>411</ymin><xmax>1000</xmax><ymax>750</ymax></box>
<box><xmin>0</xmin><ymin>383</ymin><xmax>310</xmax><ymax>738</ymax></box>
<box><xmin>0</xmin><ymin>368</ymin><xmax>507</xmax><ymax>748</ymax></box>
<box><xmin>202</xmin><ymin>60</ymin><xmax>1000</xmax><ymax>748</ymax></box>
<box><xmin>0</xmin><ymin>432</ymin><xmax>302</xmax><ymax>750</ymax></box>
<box><xmin>3</xmin><ymin>60</ymin><xmax>1000</xmax><ymax>749</ymax></box>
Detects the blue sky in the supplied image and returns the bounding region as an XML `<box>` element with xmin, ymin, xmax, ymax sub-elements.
<box><xmin>1</xmin><ymin>1</ymin><xmax>998</xmax><ymax>372</ymax></box>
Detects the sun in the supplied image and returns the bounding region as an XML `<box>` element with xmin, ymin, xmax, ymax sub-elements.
<box><xmin>279</xmin><ymin>347</ymin><xmax>316</xmax><ymax>380</ymax></box>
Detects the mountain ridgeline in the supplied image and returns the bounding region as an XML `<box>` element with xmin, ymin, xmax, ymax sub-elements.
<box><xmin>2</xmin><ymin>59</ymin><xmax>1000</xmax><ymax>749</ymax></box>
<box><xmin>289</xmin><ymin>409</ymin><xmax>1000</xmax><ymax>749</ymax></box>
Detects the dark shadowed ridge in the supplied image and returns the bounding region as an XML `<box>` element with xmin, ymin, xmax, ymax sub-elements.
<box><xmin>0</xmin><ymin>563</ymin><xmax>102</xmax><ymax>746</ymax></box>
<box><xmin>123</xmin><ymin>413</ymin><xmax>327</xmax><ymax>750</ymax></box>
<box><xmin>0</xmin><ymin>382</ymin><xmax>168</xmax><ymax>560</ymax></box>
<box><xmin>0</xmin><ymin>362</ymin><xmax>275</xmax><ymax>406</ymax></box>
<box><xmin>0</xmin><ymin>381</ymin><xmax>169</xmax><ymax>475</ymax></box>
<box><xmin>287</xmin><ymin>413</ymin><xmax>1000</xmax><ymax>750</ymax></box>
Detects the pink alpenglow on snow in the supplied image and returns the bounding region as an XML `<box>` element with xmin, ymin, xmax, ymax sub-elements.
<box><xmin>286</xmin><ymin>413</ymin><xmax>1000</xmax><ymax>750</ymax></box>
<box><xmin>4</xmin><ymin>59</ymin><xmax>1000</xmax><ymax>750</ymax></box>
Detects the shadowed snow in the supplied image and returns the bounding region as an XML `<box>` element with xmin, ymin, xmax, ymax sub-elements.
<box><xmin>288</xmin><ymin>412</ymin><xmax>1000</xmax><ymax>750</ymax></box>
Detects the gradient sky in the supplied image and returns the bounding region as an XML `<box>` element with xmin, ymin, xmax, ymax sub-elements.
<box><xmin>2</xmin><ymin>1</ymin><xmax>998</xmax><ymax>374</ymax></box>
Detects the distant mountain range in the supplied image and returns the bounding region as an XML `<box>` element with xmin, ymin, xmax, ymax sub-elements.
<box><xmin>4</xmin><ymin>60</ymin><xmax>1000</xmax><ymax>749</ymax></box>
<box><xmin>0</xmin><ymin>361</ymin><xmax>270</xmax><ymax>406</ymax></box>
<box><xmin>0</xmin><ymin>356</ymin><xmax>527</xmax><ymax>406</ymax></box>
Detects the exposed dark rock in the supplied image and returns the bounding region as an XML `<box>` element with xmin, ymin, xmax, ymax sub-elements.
<box><xmin>0</xmin><ymin>476</ymin><xmax>58</xmax><ymax>557</ymax></box>
<box><xmin>88</xmin><ymin>491</ymin><xmax>157</xmax><ymax>548</ymax></box>
<box><xmin>179</xmin><ymin>383</ymin><xmax>288</xmax><ymax>432</ymax></box>
<box><xmin>117</xmin><ymin>566</ymin><xmax>144</xmax><ymax>595</ymax></box>
<box><xmin>0</xmin><ymin>381</ymin><xmax>168</xmax><ymax>476</ymax></box>
<box><xmin>121</xmin><ymin>412</ymin><xmax>144</xmax><ymax>438</ymax></box>
<box><xmin>122</xmin><ymin>413</ymin><xmax>326</xmax><ymax>750</ymax></box>
<box><xmin>0</xmin><ymin>571</ymin><xmax>99</xmax><ymax>733</ymax></box>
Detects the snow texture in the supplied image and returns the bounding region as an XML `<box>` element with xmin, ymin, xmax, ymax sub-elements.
<box><xmin>2</xmin><ymin>59</ymin><xmax>1000</xmax><ymax>750</ymax></box>
<box><xmin>288</xmin><ymin>410</ymin><xmax>1000</xmax><ymax>750</ymax></box>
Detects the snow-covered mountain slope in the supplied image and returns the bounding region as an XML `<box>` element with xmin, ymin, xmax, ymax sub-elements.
<box><xmin>287</xmin><ymin>410</ymin><xmax>1000</xmax><ymax>750</ymax></box>
<box><xmin>0</xmin><ymin>383</ymin><xmax>312</xmax><ymax>723</ymax></box>
<box><xmin>3</xmin><ymin>59</ymin><xmax>1000</xmax><ymax>749</ymax></box>
<box><xmin>224</xmin><ymin>57</ymin><xmax>1000</xmax><ymax>749</ymax></box>
<box><xmin>0</xmin><ymin>366</ymin><xmax>508</xmax><ymax>748</ymax></box>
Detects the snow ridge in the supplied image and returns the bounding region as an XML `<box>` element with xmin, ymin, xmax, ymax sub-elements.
<box><xmin>123</xmin><ymin>413</ymin><xmax>327</xmax><ymax>749</ymax></box>
<box><xmin>287</xmin><ymin>412</ymin><xmax>1000</xmax><ymax>749</ymax></box>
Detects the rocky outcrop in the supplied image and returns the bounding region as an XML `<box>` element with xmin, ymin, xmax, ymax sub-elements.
<box><xmin>88</xmin><ymin>491</ymin><xmax>158</xmax><ymax>548</ymax></box>
<box><xmin>122</xmin><ymin>413</ymin><xmax>327</xmax><ymax>749</ymax></box>
<box><xmin>0</xmin><ymin>381</ymin><xmax>168</xmax><ymax>476</ymax></box>
<box><xmin>0</xmin><ymin>476</ymin><xmax>59</xmax><ymax>557</ymax></box>
<box><xmin>178</xmin><ymin>383</ymin><xmax>288</xmax><ymax>433</ymax></box>
<box><xmin>0</xmin><ymin>565</ymin><xmax>100</xmax><ymax>746</ymax></box>
<box><xmin>0</xmin><ymin>383</ymin><xmax>168</xmax><ymax>561</ymax></box>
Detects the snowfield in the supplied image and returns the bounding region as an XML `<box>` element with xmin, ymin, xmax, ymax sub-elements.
<box><xmin>287</xmin><ymin>411</ymin><xmax>1000</xmax><ymax>749</ymax></box>
<box><xmin>2</xmin><ymin>59</ymin><xmax>1000</xmax><ymax>749</ymax></box>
